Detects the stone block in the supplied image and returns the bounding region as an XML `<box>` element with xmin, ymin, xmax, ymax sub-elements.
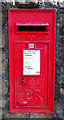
<box><xmin>0</xmin><ymin>76</ymin><xmax>8</xmax><ymax>96</ymax></box>
<box><xmin>58</xmin><ymin>37</ymin><xmax>64</xmax><ymax>47</ymax></box>
<box><xmin>3</xmin><ymin>112</ymin><xmax>29</xmax><ymax>118</ymax></box>
<box><xmin>0</xmin><ymin>12</ymin><xmax>2</xmax><ymax>22</ymax></box>
<box><xmin>0</xmin><ymin>50</ymin><xmax>2</xmax><ymax>75</ymax></box>
<box><xmin>60</xmin><ymin>88</ymin><xmax>64</xmax><ymax>95</ymax></box>
<box><xmin>55</xmin><ymin>101</ymin><xmax>64</xmax><ymax>119</ymax></box>
<box><xmin>2</xmin><ymin>50</ymin><xmax>7</xmax><ymax>60</ymax></box>
<box><xmin>0</xmin><ymin>2</ymin><xmax>2</xmax><ymax>7</ymax></box>
<box><xmin>2</xmin><ymin>80</ymin><xmax>8</xmax><ymax>95</ymax></box>
<box><xmin>25</xmin><ymin>0</ymin><xmax>38</xmax><ymax>3</ymax></box>
<box><xmin>15</xmin><ymin>0</ymin><xmax>25</xmax><ymax>3</ymax></box>
<box><xmin>57</xmin><ymin>76</ymin><xmax>64</xmax><ymax>84</ymax></box>
<box><xmin>30</xmin><ymin>113</ymin><xmax>55</xmax><ymax>118</ymax></box>
<box><xmin>0</xmin><ymin>7</ymin><xmax>2</xmax><ymax>14</ymax></box>
<box><xmin>0</xmin><ymin>35</ymin><xmax>2</xmax><ymax>48</ymax></box>
<box><xmin>2</xmin><ymin>59</ymin><xmax>8</xmax><ymax>75</ymax></box>
<box><xmin>0</xmin><ymin>34</ymin><xmax>6</xmax><ymax>48</ymax></box>
<box><xmin>57</xmin><ymin>47</ymin><xmax>64</xmax><ymax>59</ymax></box>
<box><xmin>0</xmin><ymin>97</ymin><xmax>7</xmax><ymax>108</ymax></box>
<box><xmin>60</xmin><ymin>25</ymin><xmax>64</xmax><ymax>35</ymax></box>
<box><xmin>0</xmin><ymin>76</ymin><xmax>2</xmax><ymax>96</ymax></box>
<box><xmin>0</xmin><ymin>29</ymin><xmax>2</xmax><ymax>35</ymax></box>
<box><xmin>15</xmin><ymin>0</ymin><xmax>38</xmax><ymax>4</ymax></box>
<box><xmin>60</xmin><ymin>13</ymin><xmax>64</xmax><ymax>23</ymax></box>
<box><xmin>0</xmin><ymin>109</ymin><xmax>2</xmax><ymax>117</ymax></box>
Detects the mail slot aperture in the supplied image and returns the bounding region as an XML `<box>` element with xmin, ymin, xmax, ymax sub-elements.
<box><xmin>16</xmin><ymin>23</ymin><xmax>49</xmax><ymax>33</ymax></box>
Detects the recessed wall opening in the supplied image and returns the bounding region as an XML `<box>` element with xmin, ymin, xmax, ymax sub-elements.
<box><xmin>18</xmin><ymin>26</ymin><xmax>47</xmax><ymax>32</ymax></box>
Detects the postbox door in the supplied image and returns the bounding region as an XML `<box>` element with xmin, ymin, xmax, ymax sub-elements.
<box><xmin>15</xmin><ymin>42</ymin><xmax>48</xmax><ymax>107</ymax></box>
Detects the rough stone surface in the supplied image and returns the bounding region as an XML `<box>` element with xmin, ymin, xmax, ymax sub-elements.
<box><xmin>1</xmin><ymin>0</ymin><xmax>64</xmax><ymax>7</ymax></box>
<box><xmin>2</xmin><ymin>112</ymin><xmax>29</xmax><ymax>118</ymax></box>
<box><xmin>0</xmin><ymin>1</ymin><xmax>64</xmax><ymax>119</ymax></box>
<box><xmin>30</xmin><ymin>113</ymin><xmax>56</xmax><ymax>118</ymax></box>
<box><xmin>2</xmin><ymin>81</ymin><xmax>8</xmax><ymax>96</ymax></box>
<box><xmin>0</xmin><ymin>7</ymin><xmax>2</xmax><ymax>48</ymax></box>
<box><xmin>0</xmin><ymin>50</ymin><xmax>2</xmax><ymax>75</ymax></box>
<box><xmin>25</xmin><ymin>0</ymin><xmax>38</xmax><ymax>3</ymax></box>
<box><xmin>55</xmin><ymin>101</ymin><xmax>64</xmax><ymax>119</ymax></box>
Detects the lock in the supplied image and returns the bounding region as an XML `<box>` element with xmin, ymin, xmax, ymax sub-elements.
<box><xmin>21</xmin><ymin>77</ymin><xmax>24</xmax><ymax>83</ymax></box>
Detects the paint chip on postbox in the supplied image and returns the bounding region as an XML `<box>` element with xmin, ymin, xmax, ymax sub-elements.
<box><xmin>23</xmin><ymin>50</ymin><xmax>40</xmax><ymax>75</ymax></box>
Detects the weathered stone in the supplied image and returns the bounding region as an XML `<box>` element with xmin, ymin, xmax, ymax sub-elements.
<box><xmin>0</xmin><ymin>20</ymin><xmax>2</xmax><ymax>48</ymax></box>
<box><xmin>60</xmin><ymin>13</ymin><xmax>64</xmax><ymax>23</ymax></box>
<box><xmin>0</xmin><ymin>97</ymin><xmax>7</xmax><ymax>108</ymax></box>
<box><xmin>2</xmin><ymin>50</ymin><xmax>7</xmax><ymax>60</ymax></box>
<box><xmin>6</xmin><ymin>0</ymin><xmax>38</xmax><ymax>4</ymax></box>
<box><xmin>60</xmin><ymin>25</ymin><xmax>64</xmax><ymax>35</ymax></box>
<box><xmin>0</xmin><ymin>3</ymin><xmax>2</xmax><ymax>7</ymax></box>
<box><xmin>0</xmin><ymin>36</ymin><xmax>2</xmax><ymax>49</ymax></box>
<box><xmin>30</xmin><ymin>113</ymin><xmax>55</xmax><ymax>118</ymax></box>
<box><xmin>0</xmin><ymin>6</ymin><xmax>2</xmax><ymax>13</ymax></box>
<box><xmin>0</xmin><ymin>109</ymin><xmax>2</xmax><ymax>118</ymax></box>
<box><xmin>25</xmin><ymin>0</ymin><xmax>38</xmax><ymax>3</ymax></box>
<box><xmin>3</xmin><ymin>112</ymin><xmax>29</xmax><ymax>118</ymax></box>
<box><xmin>57</xmin><ymin>76</ymin><xmax>64</xmax><ymax>84</ymax></box>
<box><xmin>58</xmin><ymin>37</ymin><xmax>64</xmax><ymax>47</ymax></box>
<box><xmin>0</xmin><ymin>30</ymin><xmax>2</xmax><ymax>35</ymax></box>
<box><xmin>0</xmin><ymin>50</ymin><xmax>2</xmax><ymax>75</ymax></box>
<box><xmin>2</xmin><ymin>59</ymin><xmax>8</xmax><ymax>74</ymax></box>
<box><xmin>55</xmin><ymin>101</ymin><xmax>64</xmax><ymax>119</ymax></box>
<box><xmin>0</xmin><ymin>11</ymin><xmax>2</xmax><ymax>22</ymax></box>
<box><xmin>0</xmin><ymin>50</ymin><xmax>2</xmax><ymax>101</ymax></box>
<box><xmin>57</xmin><ymin>47</ymin><xmax>64</xmax><ymax>58</ymax></box>
<box><xmin>15</xmin><ymin>2</ymin><xmax>39</xmax><ymax>8</ymax></box>
<box><xmin>2</xmin><ymin>80</ymin><xmax>8</xmax><ymax>95</ymax></box>
<box><xmin>60</xmin><ymin>88</ymin><xmax>64</xmax><ymax>95</ymax></box>
<box><xmin>0</xmin><ymin>76</ymin><xmax>2</xmax><ymax>96</ymax></box>
<box><xmin>15</xmin><ymin>0</ymin><xmax>25</xmax><ymax>3</ymax></box>
<box><xmin>0</xmin><ymin>34</ymin><xmax>6</xmax><ymax>48</ymax></box>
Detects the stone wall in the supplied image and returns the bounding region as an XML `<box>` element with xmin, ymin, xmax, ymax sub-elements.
<box><xmin>0</xmin><ymin>0</ymin><xmax>64</xmax><ymax>119</ymax></box>
<box><xmin>1</xmin><ymin>0</ymin><xmax>64</xmax><ymax>5</ymax></box>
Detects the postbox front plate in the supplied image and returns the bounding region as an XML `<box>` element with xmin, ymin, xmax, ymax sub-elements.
<box><xmin>9</xmin><ymin>9</ymin><xmax>56</xmax><ymax>113</ymax></box>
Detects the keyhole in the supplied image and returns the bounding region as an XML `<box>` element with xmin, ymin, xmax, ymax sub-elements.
<box><xmin>22</xmin><ymin>77</ymin><xmax>24</xmax><ymax>83</ymax></box>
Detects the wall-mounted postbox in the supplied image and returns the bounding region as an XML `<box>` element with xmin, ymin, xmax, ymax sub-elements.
<box><xmin>9</xmin><ymin>9</ymin><xmax>56</xmax><ymax>113</ymax></box>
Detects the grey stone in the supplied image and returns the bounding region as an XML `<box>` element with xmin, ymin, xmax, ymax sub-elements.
<box><xmin>30</xmin><ymin>113</ymin><xmax>55</xmax><ymax>118</ymax></box>
<box><xmin>60</xmin><ymin>25</ymin><xmax>64</xmax><ymax>35</ymax></box>
<box><xmin>2</xmin><ymin>80</ymin><xmax>8</xmax><ymax>95</ymax></box>
<box><xmin>0</xmin><ymin>34</ymin><xmax>6</xmax><ymax>48</ymax></box>
<box><xmin>0</xmin><ymin>97</ymin><xmax>7</xmax><ymax>108</ymax></box>
<box><xmin>0</xmin><ymin>50</ymin><xmax>2</xmax><ymax>75</ymax></box>
<box><xmin>25</xmin><ymin>0</ymin><xmax>38</xmax><ymax>3</ymax></box>
<box><xmin>3</xmin><ymin>112</ymin><xmax>29</xmax><ymax>118</ymax></box>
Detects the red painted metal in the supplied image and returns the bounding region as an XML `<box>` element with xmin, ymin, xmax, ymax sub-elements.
<box><xmin>8</xmin><ymin>9</ymin><xmax>56</xmax><ymax>113</ymax></box>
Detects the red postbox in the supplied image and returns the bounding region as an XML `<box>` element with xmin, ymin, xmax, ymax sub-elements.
<box><xmin>9</xmin><ymin>9</ymin><xmax>56</xmax><ymax>113</ymax></box>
